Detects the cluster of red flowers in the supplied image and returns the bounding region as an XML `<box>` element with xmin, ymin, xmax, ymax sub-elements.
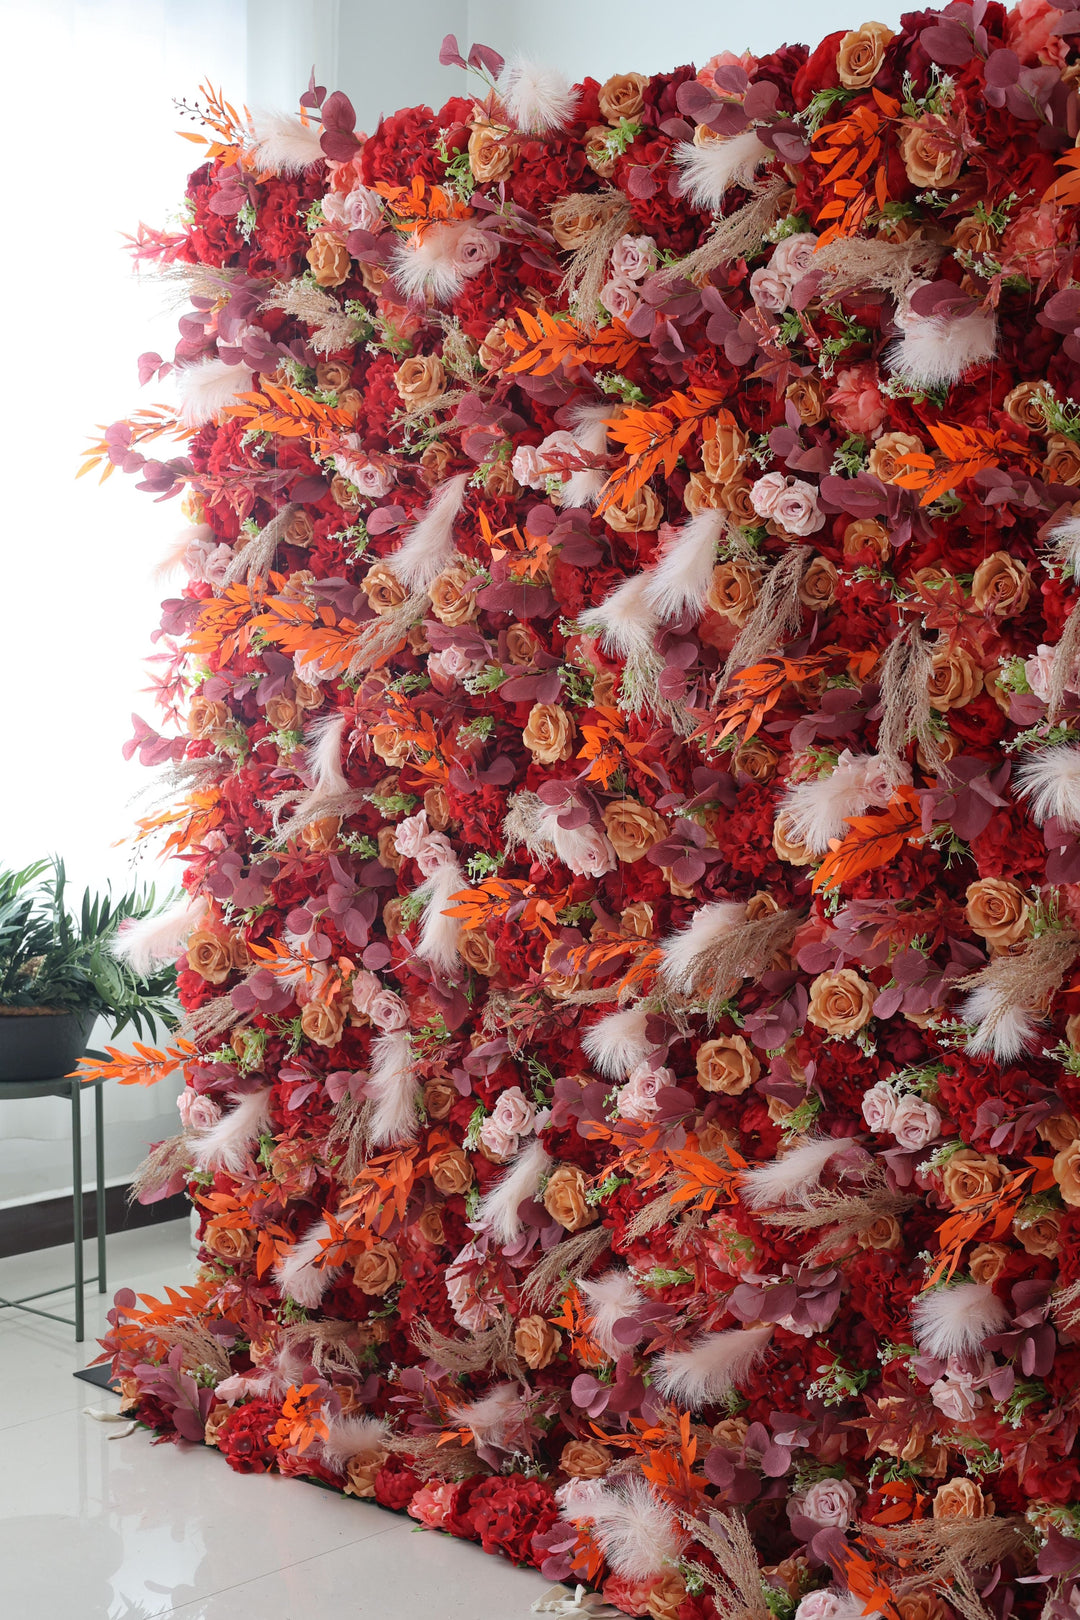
<box><xmin>99</xmin><ymin>7</ymin><xmax>1080</xmax><ymax>1616</ymax></box>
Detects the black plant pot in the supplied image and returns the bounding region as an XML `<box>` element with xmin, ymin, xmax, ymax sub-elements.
<box><xmin>0</xmin><ymin>1011</ymin><xmax>97</xmax><ymax>1083</ymax></box>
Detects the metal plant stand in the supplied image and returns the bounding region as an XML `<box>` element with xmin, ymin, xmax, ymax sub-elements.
<box><xmin>0</xmin><ymin>1065</ymin><xmax>108</xmax><ymax>1341</ymax></box>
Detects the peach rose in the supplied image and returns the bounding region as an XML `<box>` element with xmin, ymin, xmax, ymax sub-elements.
<box><xmin>837</xmin><ymin>21</ymin><xmax>895</xmax><ymax>87</ymax></box>
<box><xmin>284</xmin><ymin>508</ymin><xmax>314</xmax><ymax>546</ymax></box>
<box><xmin>344</xmin><ymin>1454</ymin><xmax>388</xmax><ymax>1498</ymax></box>
<box><xmin>523</xmin><ymin>703</ymin><xmax>575</xmax><ymax>764</ymax></box>
<box><xmin>683</xmin><ymin>472</ymin><xmax>726</xmax><ymax>515</ymax></box>
<box><xmin>186</xmin><ymin>930</ymin><xmax>233</xmax><ymax>984</ymax></box>
<box><xmin>351</xmin><ymin>1239</ymin><xmax>402</xmax><ymax>1296</ymax></box>
<box><xmin>773</xmin><ymin>810</ymin><xmax>815</xmax><ymax>865</ymax></box>
<box><xmin>719</xmin><ymin>479</ymin><xmax>760</xmax><ymax>523</ymax></box>
<box><xmin>696</xmin><ymin>1035</ymin><xmax>761</xmax><ymax>1095</ymax></box>
<box><xmin>702</xmin><ymin>420</ymin><xmax>748</xmax><ymax>485</ymax></box>
<box><xmin>423</xmin><ymin>1078</ymin><xmax>456</xmax><ymax>1120</ymax></box>
<box><xmin>429</xmin><ymin>565</ymin><xmax>480</xmax><ymax>627</ymax></box>
<box><xmin>965</xmin><ymin>879</ymin><xmax>1029</xmax><ymax>948</ymax></box>
<box><xmin>707</xmin><ymin>560</ymin><xmax>760</xmax><ymax>624</ymax></box>
<box><xmin>418</xmin><ymin>441</ymin><xmax>455</xmax><ymax>488</ymax></box>
<box><xmin>951</xmin><ymin>214</ymin><xmax>998</xmax><ymax>255</ymax></box>
<box><xmin>602</xmin><ymin>800</ymin><xmax>667</xmax><ymax>862</ymax></box>
<box><xmin>734</xmin><ymin>737</ymin><xmax>779</xmax><ymax>782</ymax></box>
<box><xmin>294</xmin><ymin>679</ymin><xmax>323</xmax><ymax>710</ymax></box>
<box><xmin>1053</xmin><ymin>1139</ymin><xmax>1080</xmax><ymax>1206</ymax></box>
<box><xmin>264</xmin><ymin>694</ymin><xmax>299</xmax><ymax>733</ymax></box>
<box><xmin>604</xmin><ymin>484</ymin><xmax>663</xmax><ymax>533</ymax></box>
<box><xmin>361</xmin><ymin>562</ymin><xmax>409</xmax><ymax>615</ymax></box>
<box><xmin>932</xmin><ymin>1479</ymin><xmax>994</xmax><ymax>1520</ymax></box>
<box><xmin>799</xmin><ymin>556</ymin><xmax>839</xmax><ymax>611</ymax></box>
<box><xmin>1003</xmin><ymin>380</ymin><xmax>1050</xmax><ymax>432</ymax></box>
<box><xmin>900</xmin><ymin>116</ymin><xmax>963</xmax><ymax>188</ymax></box>
<box><xmin>584</xmin><ymin>126</ymin><xmax>618</xmax><ymax>178</ymax></box>
<box><xmin>868</xmin><ymin>430</ymin><xmax>924</xmax><ymax>484</ymax></box>
<box><xmin>1043</xmin><ymin>434</ymin><xmax>1080</xmax><ymax>485</ymax></box>
<box><xmin>858</xmin><ymin>1213</ymin><xmax>902</xmax><ymax>1250</ymax></box>
<box><xmin>460</xmin><ymin>928</ymin><xmax>499</xmax><ymax>977</ymax></box>
<box><xmin>484</xmin><ymin>461</ymin><xmax>521</xmax><ymax>499</ymax></box>
<box><xmin>843</xmin><ymin>518</ymin><xmax>890</xmax><ymax>562</ymax></box>
<box><xmin>417</xmin><ymin>1205</ymin><xmax>446</xmax><ymax>1245</ymax></box>
<box><xmin>928</xmin><ymin>645</ymin><xmax>983</xmax><ymax>711</ymax></box>
<box><xmin>429</xmin><ymin>1145</ymin><xmax>474</xmax><ymax>1196</ymax></box>
<box><xmin>940</xmin><ymin>1148</ymin><xmax>1006</xmax><ymax>1206</ymax></box>
<box><xmin>598</xmin><ymin>71</ymin><xmax>649</xmax><ymax>123</ymax></box>
<box><xmin>300</xmin><ymin>998</ymin><xmax>347</xmax><ymax>1048</ymax></box>
<box><xmin>394</xmin><ymin>355</ymin><xmax>447</xmax><ymax>409</ymax></box>
<box><xmin>1014</xmin><ymin>1207</ymin><xmax>1061</xmax><ymax>1256</ymax></box>
<box><xmin>300</xmin><ymin>817</ymin><xmax>341</xmax><ymax>853</ymax></box>
<box><xmin>306</xmin><ymin>231</ymin><xmax>351</xmax><ymax>287</ymax></box>
<box><xmin>187</xmin><ymin>695</ymin><xmax>228</xmax><ymax>739</ymax></box>
<box><xmin>968</xmin><ymin>1241</ymin><xmax>1010</xmax><ymax>1284</ymax></box>
<box><xmin>203</xmin><ymin>1404</ymin><xmax>231</xmax><ymax>1446</ymax></box>
<box><xmin>203</xmin><ymin>1221</ymin><xmax>255</xmax><ymax>1263</ymax></box>
<box><xmin>478</xmin><ymin>319</ymin><xmax>515</xmax><ymax>372</ymax></box>
<box><xmin>506</xmin><ymin>622</ymin><xmax>541</xmax><ymax>665</ymax></box>
<box><xmin>646</xmin><ymin>1572</ymin><xmax>688</xmax><ymax>1620</ymax></box>
<box><xmin>516</xmin><ymin>1313</ymin><xmax>562</xmax><ymax>1369</ymax></box>
<box><xmin>543</xmin><ymin>1163</ymin><xmax>596</xmax><ymax>1231</ymax></box>
<box><xmin>1038</xmin><ymin>1110</ymin><xmax>1080</xmax><ymax>1150</ymax></box>
<box><xmin>807</xmin><ymin>969</ymin><xmax>875</xmax><ymax>1036</ymax></box>
<box><xmin>785</xmin><ymin>377</ymin><xmax>828</xmax><ymax>425</ymax></box>
<box><xmin>970</xmin><ymin>551</ymin><xmax>1031</xmax><ymax>618</ymax></box>
<box><xmin>424</xmin><ymin>784</ymin><xmax>451</xmax><ymax>831</ymax></box>
<box><xmin>560</xmin><ymin>1439</ymin><xmax>612</xmax><ymax>1478</ymax></box>
<box><xmin>468</xmin><ymin>121</ymin><xmax>516</xmax><ymax>183</ymax></box>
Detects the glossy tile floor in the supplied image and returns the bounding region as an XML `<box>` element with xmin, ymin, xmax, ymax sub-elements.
<box><xmin>0</xmin><ymin>1221</ymin><xmax>556</xmax><ymax>1619</ymax></box>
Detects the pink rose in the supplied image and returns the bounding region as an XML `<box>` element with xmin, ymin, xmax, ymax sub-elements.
<box><xmin>799</xmin><ymin>1476</ymin><xmax>857</xmax><ymax>1529</ymax></box>
<box><xmin>446</xmin><ymin>1241</ymin><xmax>501</xmax><ymax>1330</ymax></box>
<box><xmin>489</xmin><ymin>1086</ymin><xmax>535</xmax><ymax>1137</ymax></box>
<box><xmin>1003</xmin><ymin>204</ymin><xmax>1061</xmax><ymax>278</ymax></box>
<box><xmin>749</xmin><ymin>265</ymin><xmax>790</xmax><ymax>312</ymax></box>
<box><xmin>696</xmin><ymin>50</ymin><xmax>759</xmax><ymax>92</ymax></box>
<box><xmin>479</xmin><ymin>1115</ymin><xmax>519</xmax><ymax>1158</ymax></box>
<box><xmin>556</xmin><ymin>1476</ymin><xmax>609</xmax><ymax>1515</ymax></box>
<box><xmin>415</xmin><ymin>832</ymin><xmax>456</xmax><ymax>876</ymax></box>
<box><xmin>394</xmin><ymin>809</ymin><xmax>430</xmax><ymax>860</ymax></box>
<box><xmin>510</xmin><ymin>443</ymin><xmax>547</xmax><ymax>489</ymax></box>
<box><xmin>368</xmin><ymin>989</ymin><xmax>409</xmax><ymax>1032</ymax></box>
<box><xmin>178</xmin><ymin>1090</ymin><xmax>221</xmax><ymax>1130</ymax></box>
<box><xmin>560</xmin><ymin>824</ymin><xmax>618</xmax><ymax>878</ymax></box>
<box><xmin>323</xmin><ymin>184</ymin><xmax>383</xmax><ymax>234</ymax></box>
<box><xmin>334</xmin><ymin>437</ymin><xmax>396</xmax><ymax>497</ymax></box>
<box><xmin>750</xmin><ymin>472</ymin><xmax>825</xmax><ymax>535</ymax></box>
<box><xmin>861</xmin><ymin>1080</ymin><xmax>898</xmax><ymax>1133</ymax></box>
<box><xmin>351</xmin><ymin>969</ymin><xmax>382</xmax><ymax>1016</ymax></box>
<box><xmin>600</xmin><ymin>276</ymin><xmax>639</xmax><ymax>319</ymax></box>
<box><xmin>848</xmin><ymin>750</ymin><xmax>911</xmax><ymax>808</ymax></box>
<box><xmin>617</xmin><ymin>1062</ymin><xmax>675</xmax><ymax>1122</ymax></box>
<box><xmin>929</xmin><ymin>1373</ymin><xmax>979</xmax><ymax>1423</ymax></box>
<box><xmin>451</xmin><ymin>225</ymin><xmax>501</xmax><ymax>276</ymax></box>
<box><xmin>795</xmin><ymin>1593</ymin><xmax>843</xmax><ymax>1620</ymax></box>
<box><xmin>890</xmin><ymin>1093</ymin><xmax>942</xmax><ymax>1150</ymax></box>
<box><xmin>610</xmin><ymin>233</ymin><xmax>657</xmax><ymax>281</ymax></box>
<box><xmin>769</xmin><ymin>231</ymin><xmax>819</xmax><ymax>286</ymax></box>
<box><xmin>407</xmin><ymin>1482</ymin><xmax>457</xmax><ymax>1528</ymax></box>
<box><xmin>827</xmin><ymin>363</ymin><xmax>887</xmax><ymax>437</ymax></box>
<box><xmin>427</xmin><ymin>647</ymin><xmax>486</xmax><ymax>693</ymax></box>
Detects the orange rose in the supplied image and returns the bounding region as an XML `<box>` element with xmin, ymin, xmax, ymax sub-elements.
<box><xmin>419</xmin><ymin>441</ymin><xmax>455</xmax><ymax>488</ymax></box>
<box><xmin>799</xmin><ymin>556</ymin><xmax>839</xmax><ymax>611</ymax></box>
<box><xmin>968</xmin><ymin>1241</ymin><xmax>1010</xmax><ymax>1284</ymax></box>
<box><xmin>1053</xmin><ymin>1139</ymin><xmax>1080</xmax><ymax>1206</ymax></box>
<box><xmin>264</xmin><ymin>694</ymin><xmax>299</xmax><ymax>733</ymax></box>
<box><xmin>559</xmin><ymin>1439</ymin><xmax>611</xmax><ymax>1478</ymax></box>
<box><xmin>423</xmin><ymin>1078</ymin><xmax>456</xmax><ymax>1120</ymax></box>
<box><xmin>1043</xmin><ymin>434</ymin><xmax>1080</xmax><ymax>485</ymax></box>
<box><xmin>523</xmin><ymin>703</ymin><xmax>575</xmax><ymax>764</ymax></box>
<box><xmin>429</xmin><ymin>1146</ymin><xmax>474</xmax><ymax>1196</ymax></box>
<box><xmin>361</xmin><ymin>562</ymin><xmax>409</xmax><ymax>615</ymax></box>
<box><xmin>187</xmin><ymin>695</ymin><xmax>228</xmax><ymax>739</ymax></box>
<box><xmin>970</xmin><ymin>551</ymin><xmax>1031</xmax><ymax>618</ymax></box>
<box><xmin>468</xmin><ymin>120</ymin><xmax>516</xmax><ymax>182</ymax></box>
<box><xmin>734</xmin><ymin>737</ymin><xmax>779</xmax><ymax>782</ymax></box>
<box><xmin>773</xmin><ymin>810</ymin><xmax>815</xmax><ymax>865</ymax></box>
<box><xmin>423</xmin><ymin>784</ymin><xmax>451</xmax><ymax>831</ymax></box>
<box><xmin>702</xmin><ymin>420</ymin><xmax>748</xmax><ymax>485</ymax></box>
<box><xmin>506</xmin><ymin>622</ymin><xmax>541</xmax><ymax>665</ymax></box>
<box><xmin>515</xmin><ymin>1314</ymin><xmax>562</xmax><ymax>1369</ymax></box>
<box><xmin>785</xmin><ymin>377</ymin><xmax>828</xmax><ymax>425</ymax></box>
<box><xmin>857</xmin><ymin>1214</ymin><xmax>902</xmax><ymax>1250</ymax></box>
<box><xmin>543</xmin><ymin>1163</ymin><xmax>596</xmax><ymax>1231</ymax></box>
<box><xmin>843</xmin><ymin>518</ymin><xmax>890</xmax><ymax>561</ymax></box>
<box><xmin>429</xmin><ymin>565</ymin><xmax>480</xmax><ymax>627</ymax></box>
<box><xmin>604</xmin><ymin>484</ymin><xmax>663</xmax><ymax>533</ymax></box>
<box><xmin>707</xmin><ymin>561</ymin><xmax>760</xmax><ymax>625</ymax></box>
<box><xmin>598</xmin><ymin>71</ymin><xmax>649</xmax><ymax>123</ymax></box>
<box><xmin>602</xmin><ymin>800</ymin><xmax>667</xmax><ymax>862</ymax></box>
<box><xmin>646</xmin><ymin>1572</ymin><xmax>688</xmax><ymax>1620</ymax></box>
<box><xmin>484</xmin><ymin>461</ymin><xmax>521</xmax><ymax>499</ymax></box>
<box><xmin>940</xmin><ymin>1148</ymin><xmax>1006</xmax><ymax>1206</ymax></box>
<box><xmin>394</xmin><ymin>355</ymin><xmax>447</xmax><ymax>409</ymax></box>
<box><xmin>1038</xmin><ymin>1110</ymin><xmax>1079</xmax><ymax>1150</ymax></box>
<box><xmin>306</xmin><ymin>231</ymin><xmax>351</xmax><ymax>287</ymax></box>
<box><xmin>351</xmin><ymin>1239</ymin><xmax>402</xmax><ymax>1296</ymax></box>
<box><xmin>900</xmin><ymin>116</ymin><xmax>963</xmax><ymax>188</ymax></box>
<box><xmin>300</xmin><ymin>817</ymin><xmax>341</xmax><ymax>853</ymax></box>
<box><xmin>836</xmin><ymin>21</ymin><xmax>895</xmax><ymax>87</ymax></box>
<box><xmin>186</xmin><ymin>930</ymin><xmax>233</xmax><ymax>984</ymax></box>
<box><xmin>965</xmin><ymin>879</ymin><xmax>1029</xmax><ymax>948</ymax></box>
<box><xmin>1003</xmin><ymin>381</ymin><xmax>1050</xmax><ymax>432</ymax></box>
<box><xmin>460</xmin><ymin>928</ymin><xmax>499</xmax><ymax>977</ymax></box>
<box><xmin>300</xmin><ymin>998</ymin><xmax>347</xmax><ymax>1048</ymax></box>
<box><xmin>897</xmin><ymin>1592</ymin><xmax>949</xmax><ymax>1620</ymax></box>
<box><xmin>417</xmin><ymin>1205</ymin><xmax>446</xmax><ymax>1246</ymax></box>
<box><xmin>932</xmin><ymin>1479</ymin><xmax>994</xmax><ymax>1520</ymax></box>
<box><xmin>928</xmin><ymin>645</ymin><xmax>983</xmax><ymax>711</ymax></box>
<box><xmin>807</xmin><ymin>969</ymin><xmax>875</xmax><ymax>1036</ymax></box>
<box><xmin>696</xmin><ymin>1035</ymin><xmax>761</xmax><ymax>1095</ymax></box>
<box><xmin>1013</xmin><ymin>1207</ymin><xmax>1061</xmax><ymax>1256</ymax></box>
<box><xmin>203</xmin><ymin>1221</ymin><xmax>255</xmax><ymax>1263</ymax></box>
<box><xmin>718</xmin><ymin>480</ymin><xmax>760</xmax><ymax>523</ymax></box>
<box><xmin>584</xmin><ymin>126</ymin><xmax>618</xmax><ymax>178</ymax></box>
<box><xmin>868</xmin><ymin>430</ymin><xmax>924</xmax><ymax>484</ymax></box>
<box><xmin>315</xmin><ymin>360</ymin><xmax>352</xmax><ymax>393</ymax></box>
<box><xmin>683</xmin><ymin>472</ymin><xmax>726</xmax><ymax>515</ymax></box>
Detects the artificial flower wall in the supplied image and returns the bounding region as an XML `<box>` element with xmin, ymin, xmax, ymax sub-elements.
<box><xmin>88</xmin><ymin>8</ymin><xmax>1080</xmax><ymax>1616</ymax></box>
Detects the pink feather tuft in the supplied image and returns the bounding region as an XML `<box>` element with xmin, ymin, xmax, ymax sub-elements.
<box><xmin>887</xmin><ymin>306</ymin><xmax>997</xmax><ymax>390</ymax></box>
<box><xmin>387</xmin><ymin>472</ymin><xmax>470</xmax><ymax>592</ymax></box>
<box><xmin>911</xmin><ymin>1281</ymin><xmax>1009</xmax><ymax>1360</ymax></box>
<box><xmin>740</xmin><ymin>1135</ymin><xmax>859</xmax><ymax>1210</ymax></box>
<box><xmin>674</xmin><ymin>131</ymin><xmax>773</xmax><ymax>209</ymax></box>
<box><xmin>579</xmin><ymin>574</ymin><xmax>659</xmax><ymax>663</ymax></box>
<box><xmin>578</xmin><ymin>1269</ymin><xmax>645</xmax><ymax>1358</ymax></box>
<box><xmin>477</xmin><ymin>1139</ymin><xmax>551</xmax><ymax>1245</ymax></box>
<box><xmin>248</xmin><ymin>110</ymin><xmax>325</xmax><ymax>174</ymax></box>
<box><xmin>317</xmin><ymin>1414</ymin><xmax>389</xmax><ymax>1473</ymax></box>
<box><xmin>652</xmin><ymin>1325</ymin><xmax>773</xmax><ymax>1409</ymax></box>
<box><xmin>1015</xmin><ymin>744</ymin><xmax>1080</xmax><ymax>829</ymax></box>
<box><xmin>779</xmin><ymin>753</ymin><xmax>890</xmax><ymax>856</ymax></box>
<box><xmin>191</xmin><ymin>1088</ymin><xmax>273</xmax><ymax>1175</ymax></box>
<box><xmin>498</xmin><ymin>59</ymin><xmax>579</xmax><ymax>133</ymax></box>
<box><xmin>960</xmin><ymin>981</ymin><xmax>1040</xmax><ymax>1063</ymax></box>
<box><xmin>581</xmin><ymin>1003</ymin><xmax>653</xmax><ymax>1079</ymax></box>
<box><xmin>113</xmin><ymin>893</ymin><xmax>207</xmax><ymax>974</ymax></box>
<box><xmin>415</xmin><ymin>859</ymin><xmax>464</xmax><ymax>974</ymax></box>
<box><xmin>175</xmin><ymin>356</ymin><xmax>254</xmax><ymax>428</ymax></box>
<box><xmin>559</xmin><ymin>404</ymin><xmax>611</xmax><ymax>510</ymax></box>
<box><xmin>273</xmin><ymin>1215</ymin><xmax>341</xmax><ymax>1310</ymax></box>
<box><xmin>391</xmin><ymin>224</ymin><xmax>469</xmax><ymax>305</ymax></box>
<box><xmin>365</xmin><ymin>1032</ymin><xmax>421</xmax><ymax>1147</ymax></box>
<box><xmin>572</xmin><ymin>1478</ymin><xmax>687</xmax><ymax>1580</ymax></box>
<box><xmin>642</xmin><ymin>509</ymin><xmax>727</xmax><ymax>623</ymax></box>
<box><xmin>447</xmin><ymin>1383</ymin><xmax>529</xmax><ymax>1454</ymax></box>
<box><xmin>659</xmin><ymin>900</ymin><xmax>747</xmax><ymax>993</ymax></box>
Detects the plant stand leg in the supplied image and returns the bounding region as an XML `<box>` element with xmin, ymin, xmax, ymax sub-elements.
<box><xmin>95</xmin><ymin>1083</ymin><xmax>106</xmax><ymax>1294</ymax></box>
<box><xmin>71</xmin><ymin>1079</ymin><xmax>83</xmax><ymax>1343</ymax></box>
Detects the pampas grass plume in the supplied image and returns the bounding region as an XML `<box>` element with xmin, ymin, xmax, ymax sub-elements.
<box><xmin>660</xmin><ymin>900</ymin><xmax>747</xmax><ymax>993</ymax></box>
<box><xmin>911</xmin><ymin>1281</ymin><xmax>1009</xmax><ymax>1359</ymax></box>
<box><xmin>652</xmin><ymin>1325</ymin><xmax>772</xmax><ymax>1408</ymax></box>
<box><xmin>642</xmin><ymin>509</ymin><xmax>727</xmax><ymax>623</ymax></box>
<box><xmin>478</xmin><ymin>1139</ymin><xmax>551</xmax><ymax>1244</ymax></box>
<box><xmin>740</xmin><ymin>1135</ymin><xmax>857</xmax><ymax>1210</ymax></box>
<box><xmin>674</xmin><ymin>131</ymin><xmax>773</xmax><ymax>209</ymax></box>
<box><xmin>191</xmin><ymin>1088</ymin><xmax>273</xmax><ymax>1175</ymax></box>
<box><xmin>365</xmin><ymin>1032</ymin><xmax>421</xmax><ymax>1147</ymax></box>
<box><xmin>113</xmin><ymin>893</ymin><xmax>207</xmax><ymax>973</ymax></box>
<box><xmin>961</xmin><ymin>981</ymin><xmax>1039</xmax><ymax>1062</ymax></box>
<box><xmin>388</xmin><ymin>472</ymin><xmax>469</xmax><ymax>592</ymax></box>
<box><xmin>415</xmin><ymin>860</ymin><xmax>464</xmax><ymax>974</ymax></box>
<box><xmin>581</xmin><ymin>1003</ymin><xmax>652</xmax><ymax>1079</ymax></box>
<box><xmin>274</xmin><ymin>1215</ymin><xmax>340</xmax><ymax>1310</ymax></box>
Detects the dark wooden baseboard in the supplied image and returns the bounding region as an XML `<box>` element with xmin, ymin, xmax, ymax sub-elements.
<box><xmin>0</xmin><ymin>1185</ymin><xmax>188</xmax><ymax>1258</ymax></box>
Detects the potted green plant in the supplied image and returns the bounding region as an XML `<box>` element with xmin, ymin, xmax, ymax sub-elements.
<box><xmin>0</xmin><ymin>859</ymin><xmax>178</xmax><ymax>1081</ymax></box>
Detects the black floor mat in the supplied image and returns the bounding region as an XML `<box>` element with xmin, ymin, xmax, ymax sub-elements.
<box><xmin>73</xmin><ymin>1363</ymin><xmax>120</xmax><ymax>1392</ymax></box>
